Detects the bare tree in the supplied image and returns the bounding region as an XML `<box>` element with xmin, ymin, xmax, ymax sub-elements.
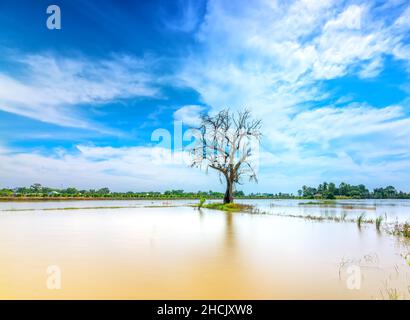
<box><xmin>190</xmin><ymin>109</ymin><xmax>262</xmax><ymax>204</ymax></box>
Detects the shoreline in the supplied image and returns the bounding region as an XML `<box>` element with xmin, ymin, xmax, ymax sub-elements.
<box><xmin>0</xmin><ymin>196</ymin><xmax>271</xmax><ymax>202</ymax></box>
<box><xmin>1</xmin><ymin>196</ymin><xmax>409</xmax><ymax>202</ymax></box>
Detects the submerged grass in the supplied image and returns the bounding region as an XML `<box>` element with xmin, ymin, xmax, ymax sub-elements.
<box><xmin>298</xmin><ymin>201</ymin><xmax>376</xmax><ymax>212</ymax></box>
<box><xmin>385</xmin><ymin>288</ymin><xmax>401</xmax><ymax>300</ymax></box>
<box><xmin>272</xmin><ymin>212</ymin><xmax>355</xmax><ymax>223</ymax></box>
<box><xmin>392</xmin><ymin>222</ymin><xmax>410</xmax><ymax>238</ymax></box>
<box><xmin>273</xmin><ymin>210</ymin><xmax>410</xmax><ymax>239</ymax></box>
<box><xmin>199</xmin><ymin>202</ymin><xmax>254</xmax><ymax>212</ymax></box>
<box><xmin>357</xmin><ymin>213</ymin><xmax>366</xmax><ymax>228</ymax></box>
<box><xmin>298</xmin><ymin>200</ymin><xmax>336</xmax><ymax>205</ymax></box>
<box><xmin>2</xmin><ymin>205</ymin><xmax>141</xmax><ymax>212</ymax></box>
<box><xmin>376</xmin><ymin>215</ymin><xmax>384</xmax><ymax>231</ymax></box>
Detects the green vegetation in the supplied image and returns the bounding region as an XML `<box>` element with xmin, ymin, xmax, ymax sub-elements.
<box><xmin>198</xmin><ymin>202</ymin><xmax>254</xmax><ymax>212</ymax></box>
<box><xmin>375</xmin><ymin>215</ymin><xmax>384</xmax><ymax>231</ymax></box>
<box><xmin>0</xmin><ymin>184</ymin><xmax>283</xmax><ymax>200</ymax></box>
<box><xmin>392</xmin><ymin>222</ymin><xmax>410</xmax><ymax>238</ymax></box>
<box><xmin>198</xmin><ymin>197</ymin><xmax>206</xmax><ymax>208</ymax></box>
<box><xmin>299</xmin><ymin>182</ymin><xmax>410</xmax><ymax>199</ymax></box>
<box><xmin>0</xmin><ymin>181</ymin><xmax>409</xmax><ymax>201</ymax></box>
<box><xmin>270</xmin><ymin>212</ymin><xmax>410</xmax><ymax>240</ymax></box>
<box><xmin>357</xmin><ymin>213</ymin><xmax>366</xmax><ymax>228</ymax></box>
<box><xmin>271</xmin><ymin>212</ymin><xmax>355</xmax><ymax>223</ymax></box>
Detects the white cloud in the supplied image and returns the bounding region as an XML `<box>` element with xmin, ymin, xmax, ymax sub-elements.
<box><xmin>173</xmin><ymin>105</ymin><xmax>205</xmax><ymax>126</ymax></box>
<box><xmin>175</xmin><ymin>0</ymin><xmax>410</xmax><ymax>189</ymax></box>
<box><xmin>286</xmin><ymin>104</ymin><xmax>406</xmax><ymax>144</ymax></box>
<box><xmin>323</xmin><ymin>4</ymin><xmax>363</xmax><ymax>31</ymax></box>
<box><xmin>2</xmin><ymin>1</ymin><xmax>410</xmax><ymax>192</ymax></box>
<box><xmin>180</xmin><ymin>0</ymin><xmax>410</xmax><ymax>105</ymax></box>
<box><xmin>0</xmin><ymin>145</ymin><xmax>220</xmax><ymax>192</ymax></box>
<box><xmin>394</xmin><ymin>4</ymin><xmax>410</xmax><ymax>29</ymax></box>
<box><xmin>0</xmin><ymin>53</ymin><xmax>158</xmax><ymax>128</ymax></box>
<box><xmin>358</xmin><ymin>57</ymin><xmax>384</xmax><ymax>78</ymax></box>
<box><xmin>1</xmin><ymin>141</ymin><xmax>409</xmax><ymax>193</ymax></box>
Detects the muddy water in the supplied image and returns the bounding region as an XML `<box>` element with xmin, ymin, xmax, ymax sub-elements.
<box><xmin>0</xmin><ymin>201</ymin><xmax>409</xmax><ymax>299</ymax></box>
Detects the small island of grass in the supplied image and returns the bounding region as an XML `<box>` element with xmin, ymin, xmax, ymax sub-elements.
<box><xmin>195</xmin><ymin>199</ymin><xmax>254</xmax><ymax>212</ymax></box>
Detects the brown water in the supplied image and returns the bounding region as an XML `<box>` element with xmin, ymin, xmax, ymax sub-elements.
<box><xmin>0</xmin><ymin>203</ymin><xmax>409</xmax><ymax>299</ymax></box>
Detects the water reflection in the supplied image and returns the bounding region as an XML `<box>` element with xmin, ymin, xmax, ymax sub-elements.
<box><xmin>223</xmin><ymin>212</ymin><xmax>235</xmax><ymax>251</ymax></box>
<box><xmin>0</xmin><ymin>203</ymin><xmax>409</xmax><ymax>299</ymax></box>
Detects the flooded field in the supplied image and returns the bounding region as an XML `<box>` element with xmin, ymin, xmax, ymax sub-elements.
<box><xmin>0</xmin><ymin>200</ymin><xmax>409</xmax><ymax>299</ymax></box>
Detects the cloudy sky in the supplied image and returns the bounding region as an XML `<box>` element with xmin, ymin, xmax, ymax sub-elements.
<box><xmin>0</xmin><ymin>0</ymin><xmax>409</xmax><ymax>193</ymax></box>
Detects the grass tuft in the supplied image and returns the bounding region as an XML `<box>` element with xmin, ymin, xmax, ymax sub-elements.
<box><xmin>386</xmin><ymin>288</ymin><xmax>401</xmax><ymax>300</ymax></box>
<box><xmin>375</xmin><ymin>215</ymin><xmax>384</xmax><ymax>231</ymax></box>
<box><xmin>392</xmin><ymin>221</ymin><xmax>410</xmax><ymax>238</ymax></box>
<box><xmin>198</xmin><ymin>197</ymin><xmax>206</xmax><ymax>209</ymax></box>
<box><xmin>357</xmin><ymin>213</ymin><xmax>366</xmax><ymax>228</ymax></box>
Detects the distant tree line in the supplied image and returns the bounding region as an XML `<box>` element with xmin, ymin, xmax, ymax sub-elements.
<box><xmin>0</xmin><ymin>184</ymin><xmax>250</xmax><ymax>199</ymax></box>
<box><xmin>298</xmin><ymin>182</ymin><xmax>410</xmax><ymax>199</ymax></box>
<box><xmin>0</xmin><ymin>182</ymin><xmax>408</xmax><ymax>200</ymax></box>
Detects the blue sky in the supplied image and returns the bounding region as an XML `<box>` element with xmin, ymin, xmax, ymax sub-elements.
<box><xmin>0</xmin><ymin>0</ymin><xmax>410</xmax><ymax>193</ymax></box>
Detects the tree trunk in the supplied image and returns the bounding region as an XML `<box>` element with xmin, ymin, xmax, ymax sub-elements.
<box><xmin>223</xmin><ymin>178</ymin><xmax>233</xmax><ymax>204</ymax></box>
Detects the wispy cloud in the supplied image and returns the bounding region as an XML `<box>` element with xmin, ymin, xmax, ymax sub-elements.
<box><xmin>180</xmin><ymin>0</ymin><xmax>410</xmax><ymax>108</ymax></box>
<box><xmin>0</xmin><ymin>52</ymin><xmax>159</xmax><ymax>129</ymax></box>
<box><xmin>175</xmin><ymin>0</ymin><xmax>410</xmax><ymax>188</ymax></box>
<box><xmin>0</xmin><ymin>145</ymin><xmax>219</xmax><ymax>191</ymax></box>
